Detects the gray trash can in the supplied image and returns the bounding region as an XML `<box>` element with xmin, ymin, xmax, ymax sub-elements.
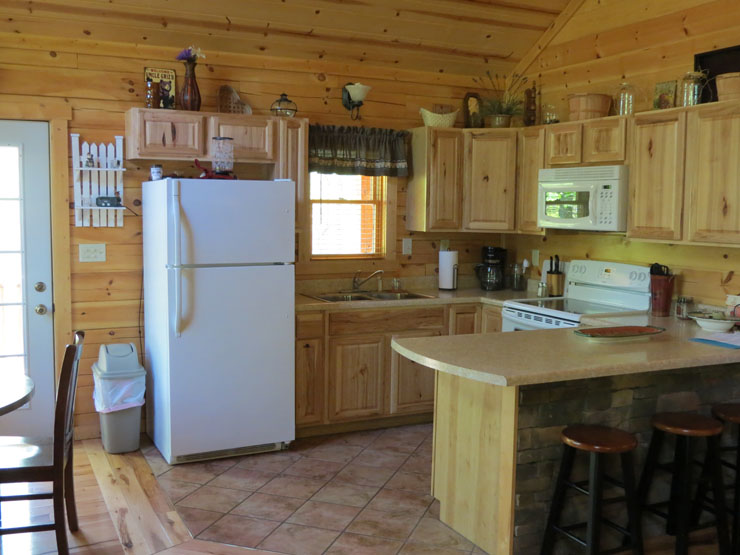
<box><xmin>92</xmin><ymin>343</ymin><xmax>146</xmax><ymax>453</ymax></box>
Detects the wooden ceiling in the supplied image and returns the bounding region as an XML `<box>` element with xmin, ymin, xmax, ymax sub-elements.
<box><xmin>1</xmin><ymin>0</ymin><xmax>570</xmax><ymax>78</ymax></box>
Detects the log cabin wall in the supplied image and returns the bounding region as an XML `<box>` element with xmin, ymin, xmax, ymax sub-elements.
<box><xmin>504</xmin><ymin>0</ymin><xmax>740</xmax><ymax>308</ymax></box>
<box><xmin>0</xmin><ymin>33</ymin><xmax>502</xmax><ymax>438</ymax></box>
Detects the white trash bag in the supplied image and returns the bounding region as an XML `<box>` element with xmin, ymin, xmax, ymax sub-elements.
<box><xmin>92</xmin><ymin>343</ymin><xmax>146</xmax><ymax>413</ymax></box>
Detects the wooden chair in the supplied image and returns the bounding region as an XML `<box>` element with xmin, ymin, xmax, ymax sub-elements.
<box><xmin>0</xmin><ymin>331</ymin><xmax>84</xmax><ymax>554</ymax></box>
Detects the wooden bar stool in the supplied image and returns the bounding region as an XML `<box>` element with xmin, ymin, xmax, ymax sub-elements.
<box><xmin>636</xmin><ymin>412</ymin><xmax>731</xmax><ymax>555</ymax></box>
<box><xmin>541</xmin><ymin>424</ymin><xmax>643</xmax><ymax>555</ymax></box>
<box><xmin>710</xmin><ymin>403</ymin><xmax>740</xmax><ymax>552</ymax></box>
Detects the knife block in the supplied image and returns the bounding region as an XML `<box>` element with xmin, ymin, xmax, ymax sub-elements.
<box><xmin>546</xmin><ymin>272</ymin><xmax>565</xmax><ymax>297</ymax></box>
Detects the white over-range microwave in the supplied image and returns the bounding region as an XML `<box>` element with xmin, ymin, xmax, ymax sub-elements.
<box><xmin>537</xmin><ymin>165</ymin><xmax>629</xmax><ymax>231</ymax></box>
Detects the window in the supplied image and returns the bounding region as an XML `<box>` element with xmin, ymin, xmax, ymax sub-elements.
<box><xmin>310</xmin><ymin>172</ymin><xmax>386</xmax><ymax>258</ymax></box>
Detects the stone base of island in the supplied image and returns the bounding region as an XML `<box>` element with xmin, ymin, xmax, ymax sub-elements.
<box><xmin>392</xmin><ymin>316</ymin><xmax>740</xmax><ymax>554</ymax></box>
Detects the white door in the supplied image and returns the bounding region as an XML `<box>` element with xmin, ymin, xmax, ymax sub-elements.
<box><xmin>0</xmin><ymin>120</ymin><xmax>55</xmax><ymax>436</ymax></box>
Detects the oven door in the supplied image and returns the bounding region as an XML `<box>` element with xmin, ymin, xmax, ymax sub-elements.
<box><xmin>502</xmin><ymin>307</ymin><xmax>554</xmax><ymax>332</ymax></box>
<box><xmin>537</xmin><ymin>183</ymin><xmax>597</xmax><ymax>229</ymax></box>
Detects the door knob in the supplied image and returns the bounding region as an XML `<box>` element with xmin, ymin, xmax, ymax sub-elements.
<box><xmin>34</xmin><ymin>282</ymin><xmax>47</xmax><ymax>292</ymax></box>
<box><xmin>34</xmin><ymin>304</ymin><xmax>48</xmax><ymax>315</ymax></box>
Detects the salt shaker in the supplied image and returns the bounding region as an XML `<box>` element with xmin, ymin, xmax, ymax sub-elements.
<box><xmin>537</xmin><ymin>282</ymin><xmax>549</xmax><ymax>298</ymax></box>
<box><xmin>675</xmin><ymin>296</ymin><xmax>693</xmax><ymax>319</ymax></box>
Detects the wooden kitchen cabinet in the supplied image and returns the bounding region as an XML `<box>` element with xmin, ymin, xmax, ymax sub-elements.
<box><xmin>462</xmin><ymin>129</ymin><xmax>517</xmax><ymax>231</ymax></box>
<box><xmin>517</xmin><ymin>127</ymin><xmax>545</xmax><ymax>233</ymax></box>
<box><xmin>545</xmin><ymin>122</ymin><xmax>582</xmax><ymax>165</ymax></box>
<box><xmin>448</xmin><ymin>304</ymin><xmax>481</xmax><ymax>335</ymax></box>
<box><xmin>277</xmin><ymin>118</ymin><xmax>309</xmax><ymax>232</ymax></box>
<box><xmin>685</xmin><ymin>103</ymin><xmax>740</xmax><ymax>244</ymax></box>
<box><xmin>389</xmin><ymin>330</ymin><xmax>440</xmax><ymax>415</ymax></box>
<box><xmin>125</xmin><ymin>108</ymin><xmax>206</xmax><ymax>160</ymax></box>
<box><xmin>480</xmin><ymin>305</ymin><xmax>503</xmax><ymax>333</ymax></box>
<box><xmin>208</xmin><ymin>115</ymin><xmax>277</xmax><ymax>162</ymax></box>
<box><xmin>328</xmin><ymin>335</ymin><xmax>385</xmax><ymax>421</ymax></box>
<box><xmin>627</xmin><ymin>110</ymin><xmax>686</xmax><ymax>241</ymax></box>
<box><xmin>407</xmin><ymin>127</ymin><xmax>464</xmax><ymax>231</ymax></box>
<box><xmin>582</xmin><ymin>117</ymin><xmax>627</xmax><ymax>163</ymax></box>
<box><xmin>295</xmin><ymin>312</ymin><xmax>325</xmax><ymax>426</ymax></box>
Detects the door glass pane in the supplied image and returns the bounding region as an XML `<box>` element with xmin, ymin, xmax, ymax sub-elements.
<box><xmin>0</xmin><ymin>146</ymin><xmax>20</xmax><ymax>198</ymax></box>
<box><xmin>0</xmin><ymin>253</ymin><xmax>22</xmax><ymax>304</ymax></box>
<box><xmin>0</xmin><ymin>305</ymin><xmax>24</xmax><ymax>357</ymax></box>
<box><xmin>544</xmin><ymin>191</ymin><xmax>590</xmax><ymax>219</ymax></box>
<box><xmin>0</xmin><ymin>355</ymin><xmax>25</xmax><ymax>376</ymax></box>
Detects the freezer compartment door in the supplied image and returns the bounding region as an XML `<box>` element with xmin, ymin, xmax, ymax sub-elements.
<box><xmin>170</xmin><ymin>179</ymin><xmax>294</xmax><ymax>265</ymax></box>
<box><xmin>167</xmin><ymin>264</ymin><xmax>295</xmax><ymax>457</ymax></box>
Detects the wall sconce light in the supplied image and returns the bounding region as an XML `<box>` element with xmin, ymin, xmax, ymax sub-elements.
<box><xmin>342</xmin><ymin>83</ymin><xmax>371</xmax><ymax>120</ymax></box>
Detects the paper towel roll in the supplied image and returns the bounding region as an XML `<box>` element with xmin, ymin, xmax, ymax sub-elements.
<box><xmin>439</xmin><ymin>250</ymin><xmax>458</xmax><ymax>290</ymax></box>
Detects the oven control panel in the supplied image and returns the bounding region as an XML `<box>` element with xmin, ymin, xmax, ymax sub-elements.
<box><xmin>567</xmin><ymin>260</ymin><xmax>649</xmax><ymax>291</ymax></box>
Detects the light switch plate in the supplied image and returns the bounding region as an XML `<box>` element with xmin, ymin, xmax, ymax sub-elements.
<box><xmin>402</xmin><ymin>238</ymin><xmax>413</xmax><ymax>255</ymax></box>
<box><xmin>79</xmin><ymin>243</ymin><xmax>106</xmax><ymax>262</ymax></box>
<box><xmin>440</xmin><ymin>239</ymin><xmax>450</xmax><ymax>251</ymax></box>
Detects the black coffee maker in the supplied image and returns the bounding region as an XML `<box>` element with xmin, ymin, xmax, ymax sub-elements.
<box><xmin>475</xmin><ymin>246</ymin><xmax>506</xmax><ymax>290</ymax></box>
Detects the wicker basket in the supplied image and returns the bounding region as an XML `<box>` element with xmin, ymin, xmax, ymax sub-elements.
<box><xmin>716</xmin><ymin>72</ymin><xmax>740</xmax><ymax>102</ymax></box>
<box><xmin>568</xmin><ymin>93</ymin><xmax>611</xmax><ymax>121</ymax></box>
<box><xmin>420</xmin><ymin>108</ymin><xmax>458</xmax><ymax>127</ymax></box>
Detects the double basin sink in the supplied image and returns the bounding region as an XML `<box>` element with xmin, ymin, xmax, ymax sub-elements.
<box><xmin>310</xmin><ymin>291</ymin><xmax>434</xmax><ymax>303</ymax></box>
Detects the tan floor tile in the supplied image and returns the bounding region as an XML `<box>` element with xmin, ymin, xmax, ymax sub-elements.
<box><xmin>177</xmin><ymin>485</ymin><xmax>249</xmax><ymax>513</ymax></box>
<box><xmin>289</xmin><ymin>437</ymin><xmax>326</xmax><ymax>454</ymax></box>
<box><xmin>287</xmin><ymin>500</ymin><xmax>361</xmax><ymax>531</ymax></box>
<box><xmin>425</xmin><ymin>498</ymin><xmax>441</xmax><ymax>519</ymax></box>
<box><xmin>176</xmin><ymin>506</ymin><xmax>223</xmax><ymax>536</ymax></box>
<box><xmin>237</xmin><ymin>452</ymin><xmax>300</xmax><ymax>474</ymax></box>
<box><xmin>334</xmin><ymin>462</ymin><xmax>396</xmax><ymax>488</ymax></box>
<box><xmin>284</xmin><ymin>457</ymin><xmax>345</xmax><ymax>480</ymax></box>
<box><xmin>208</xmin><ymin>466</ymin><xmax>276</xmax><ymax>491</ymax></box>
<box><xmin>157</xmin><ymin>476</ymin><xmax>201</xmax><ymax>503</ymax></box>
<box><xmin>399</xmin><ymin>543</ymin><xmax>468</xmax><ymax>554</ymax></box>
<box><xmin>258</xmin><ymin>474</ymin><xmax>327</xmax><ymax>499</ymax></box>
<box><xmin>320</xmin><ymin>429</ymin><xmax>383</xmax><ymax>448</ymax></box>
<box><xmin>325</xmin><ymin>532</ymin><xmax>403</xmax><ymax>554</ymax></box>
<box><xmin>400</xmin><ymin>454</ymin><xmax>432</xmax><ymax>476</ymax></box>
<box><xmin>259</xmin><ymin>522</ymin><xmax>340</xmax><ymax>554</ymax></box>
<box><xmin>366</xmin><ymin>489</ymin><xmax>433</xmax><ymax>516</ymax></box>
<box><xmin>346</xmin><ymin>507</ymin><xmax>421</xmax><ymax>539</ymax></box>
<box><xmin>408</xmin><ymin>517</ymin><xmax>474</xmax><ymax>551</ymax></box>
<box><xmin>143</xmin><ymin>450</ymin><xmax>172</xmax><ymax>476</ymax></box>
<box><xmin>232</xmin><ymin>492</ymin><xmax>304</xmax><ymax>521</ymax></box>
<box><xmin>311</xmin><ymin>482</ymin><xmax>379</xmax><ymax>508</ymax></box>
<box><xmin>472</xmin><ymin>546</ymin><xmax>488</xmax><ymax>554</ymax></box>
<box><xmin>198</xmin><ymin>514</ymin><xmax>280</xmax><ymax>548</ymax></box>
<box><xmin>160</xmin><ymin>461</ymin><xmax>231</xmax><ymax>484</ymax></box>
<box><xmin>385</xmin><ymin>471</ymin><xmax>431</xmax><ymax>494</ymax></box>
<box><xmin>353</xmin><ymin>449</ymin><xmax>409</xmax><ymax>470</ymax></box>
<box><xmin>304</xmin><ymin>443</ymin><xmax>364</xmax><ymax>463</ymax></box>
<box><xmin>369</xmin><ymin>434</ymin><xmax>425</xmax><ymax>453</ymax></box>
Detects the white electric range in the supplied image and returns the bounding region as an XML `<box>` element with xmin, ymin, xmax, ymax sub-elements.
<box><xmin>502</xmin><ymin>260</ymin><xmax>651</xmax><ymax>332</ymax></box>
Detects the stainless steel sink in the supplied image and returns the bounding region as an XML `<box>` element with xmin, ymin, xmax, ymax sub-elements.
<box><xmin>311</xmin><ymin>293</ymin><xmax>375</xmax><ymax>302</ymax></box>
<box><xmin>365</xmin><ymin>291</ymin><xmax>434</xmax><ymax>300</ymax></box>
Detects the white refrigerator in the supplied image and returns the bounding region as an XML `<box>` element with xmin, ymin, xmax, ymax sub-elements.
<box><xmin>142</xmin><ymin>178</ymin><xmax>295</xmax><ymax>464</ymax></box>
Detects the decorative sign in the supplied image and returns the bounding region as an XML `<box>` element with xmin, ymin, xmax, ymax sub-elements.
<box><xmin>145</xmin><ymin>67</ymin><xmax>176</xmax><ymax>109</ymax></box>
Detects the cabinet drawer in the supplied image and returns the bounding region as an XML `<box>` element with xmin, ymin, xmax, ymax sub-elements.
<box><xmin>329</xmin><ymin>307</ymin><xmax>445</xmax><ymax>335</ymax></box>
<box><xmin>296</xmin><ymin>312</ymin><xmax>324</xmax><ymax>339</ymax></box>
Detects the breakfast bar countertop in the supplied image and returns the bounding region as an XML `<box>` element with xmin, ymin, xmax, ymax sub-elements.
<box><xmin>392</xmin><ymin>315</ymin><xmax>740</xmax><ymax>387</ymax></box>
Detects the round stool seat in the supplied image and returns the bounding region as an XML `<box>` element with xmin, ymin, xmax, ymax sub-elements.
<box><xmin>561</xmin><ymin>424</ymin><xmax>638</xmax><ymax>454</ymax></box>
<box><xmin>651</xmin><ymin>412</ymin><xmax>723</xmax><ymax>437</ymax></box>
<box><xmin>712</xmin><ymin>403</ymin><xmax>740</xmax><ymax>424</ymax></box>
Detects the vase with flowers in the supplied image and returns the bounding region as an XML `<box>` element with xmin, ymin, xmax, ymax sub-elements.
<box><xmin>176</xmin><ymin>46</ymin><xmax>205</xmax><ymax>111</ymax></box>
<box><xmin>474</xmin><ymin>71</ymin><xmax>527</xmax><ymax>128</ymax></box>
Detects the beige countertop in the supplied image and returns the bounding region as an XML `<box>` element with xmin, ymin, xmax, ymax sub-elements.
<box><xmin>296</xmin><ymin>287</ymin><xmax>534</xmax><ymax>311</ymax></box>
<box><xmin>392</xmin><ymin>315</ymin><xmax>740</xmax><ymax>387</ymax></box>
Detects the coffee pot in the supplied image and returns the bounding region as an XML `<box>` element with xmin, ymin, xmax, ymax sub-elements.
<box><xmin>475</xmin><ymin>246</ymin><xmax>506</xmax><ymax>291</ymax></box>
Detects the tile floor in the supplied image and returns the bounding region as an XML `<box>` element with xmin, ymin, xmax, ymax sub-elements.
<box><xmin>142</xmin><ymin>424</ymin><xmax>488</xmax><ymax>554</ymax></box>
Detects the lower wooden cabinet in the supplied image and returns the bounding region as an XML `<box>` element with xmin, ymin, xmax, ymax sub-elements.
<box><xmin>449</xmin><ymin>304</ymin><xmax>481</xmax><ymax>335</ymax></box>
<box><xmin>328</xmin><ymin>335</ymin><xmax>385</xmax><ymax>422</ymax></box>
<box><xmin>389</xmin><ymin>330</ymin><xmax>441</xmax><ymax>415</ymax></box>
<box><xmin>295</xmin><ymin>338</ymin><xmax>323</xmax><ymax>426</ymax></box>
<box><xmin>481</xmin><ymin>305</ymin><xmax>503</xmax><ymax>333</ymax></box>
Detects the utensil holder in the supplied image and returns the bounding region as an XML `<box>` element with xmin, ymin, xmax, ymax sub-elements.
<box><xmin>546</xmin><ymin>272</ymin><xmax>564</xmax><ymax>297</ymax></box>
<box><xmin>650</xmin><ymin>275</ymin><xmax>674</xmax><ymax>317</ymax></box>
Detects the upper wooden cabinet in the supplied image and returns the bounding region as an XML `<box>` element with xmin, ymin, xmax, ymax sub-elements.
<box><xmin>463</xmin><ymin>130</ymin><xmax>517</xmax><ymax>231</ymax></box>
<box><xmin>277</xmin><ymin>118</ymin><xmax>309</xmax><ymax>232</ymax></box>
<box><xmin>407</xmin><ymin>127</ymin><xmax>464</xmax><ymax>231</ymax></box>
<box><xmin>126</xmin><ymin>109</ymin><xmax>206</xmax><ymax>160</ymax></box>
<box><xmin>546</xmin><ymin>122</ymin><xmax>582</xmax><ymax>165</ymax></box>
<box><xmin>627</xmin><ymin>111</ymin><xmax>686</xmax><ymax>241</ymax></box>
<box><xmin>545</xmin><ymin>117</ymin><xmax>626</xmax><ymax>166</ymax></box>
<box><xmin>207</xmin><ymin>115</ymin><xmax>277</xmax><ymax>162</ymax></box>
<box><xmin>517</xmin><ymin>127</ymin><xmax>545</xmax><ymax>233</ymax></box>
<box><xmin>685</xmin><ymin>103</ymin><xmax>740</xmax><ymax>244</ymax></box>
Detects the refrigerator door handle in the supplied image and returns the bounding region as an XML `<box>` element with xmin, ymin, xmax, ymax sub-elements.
<box><xmin>171</xmin><ymin>181</ymin><xmax>182</xmax><ymax>337</ymax></box>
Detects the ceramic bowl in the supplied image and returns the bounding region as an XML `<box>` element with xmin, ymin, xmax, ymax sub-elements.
<box><xmin>689</xmin><ymin>311</ymin><xmax>739</xmax><ymax>332</ymax></box>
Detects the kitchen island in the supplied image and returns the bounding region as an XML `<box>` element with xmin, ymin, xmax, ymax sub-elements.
<box><xmin>392</xmin><ymin>316</ymin><xmax>740</xmax><ymax>554</ymax></box>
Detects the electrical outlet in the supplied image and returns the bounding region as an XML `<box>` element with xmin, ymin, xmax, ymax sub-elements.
<box><xmin>440</xmin><ymin>239</ymin><xmax>450</xmax><ymax>251</ymax></box>
<box><xmin>402</xmin><ymin>238</ymin><xmax>413</xmax><ymax>255</ymax></box>
<box><xmin>79</xmin><ymin>243</ymin><xmax>106</xmax><ymax>262</ymax></box>
<box><xmin>532</xmin><ymin>249</ymin><xmax>540</xmax><ymax>267</ymax></box>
